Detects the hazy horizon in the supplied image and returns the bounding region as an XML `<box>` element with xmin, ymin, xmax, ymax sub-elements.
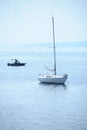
<box><xmin>0</xmin><ymin>0</ymin><xmax>87</xmax><ymax>44</ymax></box>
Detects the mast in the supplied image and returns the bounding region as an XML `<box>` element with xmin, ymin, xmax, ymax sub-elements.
<box><xmin>52</xmin><ymin>17</ymin><xmax>56</xmax><ymax>75</ymax></box>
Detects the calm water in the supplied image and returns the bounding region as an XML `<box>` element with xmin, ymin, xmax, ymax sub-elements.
<box><xmin>0</xmin><ymin>41</ymin><xmax>87</xmax><ymax>130</ymax></box>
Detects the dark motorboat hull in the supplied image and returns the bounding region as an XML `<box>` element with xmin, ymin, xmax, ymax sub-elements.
<box><xmin>7</xmin><ymin>63</ymin><xmax>26</xmax><ymax>66</ymax></box>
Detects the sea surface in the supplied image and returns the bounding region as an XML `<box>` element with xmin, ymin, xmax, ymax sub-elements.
<box><xmin>0</xmin><ymin>41</ymin><xmax>87</xmax><ymax>130</ymax></box>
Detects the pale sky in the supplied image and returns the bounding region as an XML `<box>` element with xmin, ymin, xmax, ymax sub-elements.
<box><xmin>0</xmin><ymin>0</ymin><xmax>87</xmax><ymax>44</ymax></box>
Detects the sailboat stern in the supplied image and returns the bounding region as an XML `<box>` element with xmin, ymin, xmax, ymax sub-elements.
<box><xmin>63</xmin><ymin>74</ymin><xmax>68</xmax><ymax>83</ymax></box>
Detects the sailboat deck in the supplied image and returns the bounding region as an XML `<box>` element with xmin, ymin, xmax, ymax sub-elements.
<box><xmin>39</xmin><ymin>74</ymin><xmax>65</xmax><ymax>78</ymax></box>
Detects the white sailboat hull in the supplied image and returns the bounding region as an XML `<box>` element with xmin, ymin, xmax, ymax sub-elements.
<box><xmin>38</xmin><ymin>74</ymin><xmax>68</xmax><ymax>84</ymax></box>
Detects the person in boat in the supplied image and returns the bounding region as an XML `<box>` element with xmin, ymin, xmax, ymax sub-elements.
<box><xmin>14</xmin><ymin>59</ymin><xmax>20</xmax><ymax>64</ymax></box>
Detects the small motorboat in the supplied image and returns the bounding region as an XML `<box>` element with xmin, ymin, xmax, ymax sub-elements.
<box><xmin>7</xmin><ymin>59</ymin><xmax>26</xmax><ymax>66</ymax></box>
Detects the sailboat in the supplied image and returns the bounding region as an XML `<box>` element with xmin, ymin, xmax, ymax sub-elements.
<box><xmin>38</xmin><ymin>17</ymin><xmax>68</xmax><ymax>84</ymax></box>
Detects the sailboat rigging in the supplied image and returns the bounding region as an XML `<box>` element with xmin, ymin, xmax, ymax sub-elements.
<box><xmin>38</xmin><ymin>17</ymin><xmax>68</xmax><ymax>84</ymax></box>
